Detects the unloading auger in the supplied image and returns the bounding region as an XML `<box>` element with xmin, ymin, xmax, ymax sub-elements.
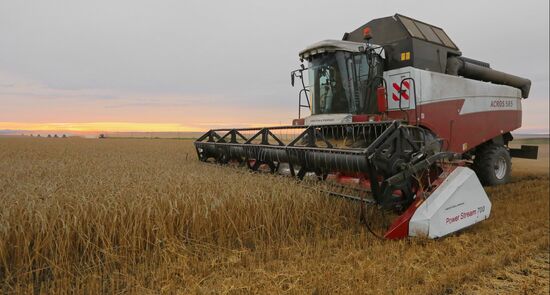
<box><xmin>194</xmin><ymin>14</ymin><xmax>537</xmax><ymax>239</ymax></box>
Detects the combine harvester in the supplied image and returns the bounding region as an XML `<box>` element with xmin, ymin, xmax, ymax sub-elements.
<box><xmin>194</xmin><ymin>14</ymin><xmax>538</xmax><ymax>239</ymax></box>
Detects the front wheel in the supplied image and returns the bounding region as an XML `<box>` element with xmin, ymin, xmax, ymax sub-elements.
<box><xmin>473</xmin><ymin>144</ymin><xmax>512</xmax><ymax>186</ymax></box>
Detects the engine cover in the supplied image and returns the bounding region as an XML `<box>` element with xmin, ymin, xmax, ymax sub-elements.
<box><xmin>409</xmin><ymin>167</ymin><xmax>492</xmax><ymax>238</ymax></box>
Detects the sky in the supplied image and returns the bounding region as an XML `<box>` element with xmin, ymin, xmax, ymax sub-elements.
<box><xmin>0</xmin><ymin>0</ymin><xmax>548</xmax><ymax>133</ymax></box>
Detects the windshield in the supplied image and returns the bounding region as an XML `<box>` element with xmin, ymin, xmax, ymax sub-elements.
<box><xmin>307</xmin><ymin>51</ymin><xmax>370</xmax><ymax>115</ymax></box>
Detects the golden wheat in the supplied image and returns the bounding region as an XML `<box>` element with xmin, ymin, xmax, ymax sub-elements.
<box><xmin>0</xmin><ymin>137</ymin><xmax>548</xmax><ymax>294</ymax></box>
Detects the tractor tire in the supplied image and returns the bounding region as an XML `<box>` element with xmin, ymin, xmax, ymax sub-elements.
<box><xmin>473</xmin><ymin>144</ymin><xmax>511</xmax><ymax>186</ymax></box>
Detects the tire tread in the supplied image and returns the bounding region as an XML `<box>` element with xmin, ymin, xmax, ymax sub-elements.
<box><xmin>473</xmin><ymin>144</ymin><xmax>511</xmax><ymax>186</ymax></box>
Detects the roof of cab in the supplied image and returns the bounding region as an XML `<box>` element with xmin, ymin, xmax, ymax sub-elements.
<box><xmin>299</xmin><ymin>40</ymin><xmax>365</xmax><ymax>59</ymax></box>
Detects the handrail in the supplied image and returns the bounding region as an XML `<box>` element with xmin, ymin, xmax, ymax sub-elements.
<box><xmin>398</xmin><ymin>77</ymin><xmax>419</xmax><ymax>126</ymax></box>
<box><xmin>298</xmin><ymin>88</ymin><xmax>311</xmax><ymax>119</ymax></box>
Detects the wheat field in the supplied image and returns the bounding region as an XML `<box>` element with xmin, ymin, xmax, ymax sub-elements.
<box><xmin>0</xmin><ymin>137</ymin><xmax>548</xmax><ymax>294</ymax></box>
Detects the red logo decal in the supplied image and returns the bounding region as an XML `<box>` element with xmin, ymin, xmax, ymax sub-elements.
<box><xmin>391</xmin><ymin>81</ymin><xmax>410</xmax><ymax>101</ymax></box>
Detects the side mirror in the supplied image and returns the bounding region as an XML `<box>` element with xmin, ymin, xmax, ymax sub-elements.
<box><xmin>291</xmin><ymin>73</ymin><xmax>295</xmax><ymax>87</ymax></box>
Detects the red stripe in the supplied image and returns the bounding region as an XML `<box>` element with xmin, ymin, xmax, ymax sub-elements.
<box><xmin>392</xmin><ymin>83</ymin><xmax>400</xmax><ymax>92</ymax></box>
<box><xmin>392</xmin><ymin>93</ymin><xmax>399</xmax><ymax>101</ymax></box>
<box><xmin>393</xmin><ymin>82</ymin><xmax>410</xmax><ymax>100</ymax></box>
<box><xmin>386</xmin><ymin>99</ymin><xmax>521</xmax><ymax>154</ymax></box>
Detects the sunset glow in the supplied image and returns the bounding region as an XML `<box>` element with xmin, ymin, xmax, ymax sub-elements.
<box><xmin>0</xmin><ymin>122</ymin><xmax>202</xmax><ymax>133</ymax></box>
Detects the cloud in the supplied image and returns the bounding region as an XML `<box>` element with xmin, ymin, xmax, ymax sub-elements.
<box><xmin>0</xmin><ymin>71</ymin><xmax>118</xmax><ymax>100</ymax></box>
<box><xmin>0</xmin><ymin>1</ymin><xmax>547</xmax><ymax>133</ymax></box>
<box><xmin>0</xmin><ymin>71</ymin><xmax>294</xmax><ymax>130</ymax></box>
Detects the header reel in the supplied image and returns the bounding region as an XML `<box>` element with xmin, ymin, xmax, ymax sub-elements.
<box><xmin>195</xmin><ymin>121</ymin><xmax>491</xmax><ymax>239</ymax></box>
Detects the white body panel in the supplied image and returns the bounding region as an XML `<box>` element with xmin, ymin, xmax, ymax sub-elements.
<box><xmin>304</xmin><ymin>113</ymin><xmax>352</xmax><ymax>125</ymax></box>
<box><xmin>409</xmin><ymin>167</ymin><xmax>492</xmax><ymax>238</ymax></box>
<box><xmin>383</xmin><ymin>67</ymin><xmax>522</xmax><ymax>114</ymax></box>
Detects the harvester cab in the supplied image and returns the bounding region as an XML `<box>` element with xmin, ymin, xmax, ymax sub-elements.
<box><xmin>292</xmin><ymin>39</ymin><xmax>384</xmax><ymax>122</ymax></box>
<box><xmin>195</xmin><ymin>14</ymin><xmax>537</xmax><ymax>239</ymax></box>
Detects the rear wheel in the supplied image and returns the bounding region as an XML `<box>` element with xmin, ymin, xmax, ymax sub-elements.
<box><xmin>473</xmin><ymin>144</ymin><xmax>511</xmax><ymax>186</ymax></box>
